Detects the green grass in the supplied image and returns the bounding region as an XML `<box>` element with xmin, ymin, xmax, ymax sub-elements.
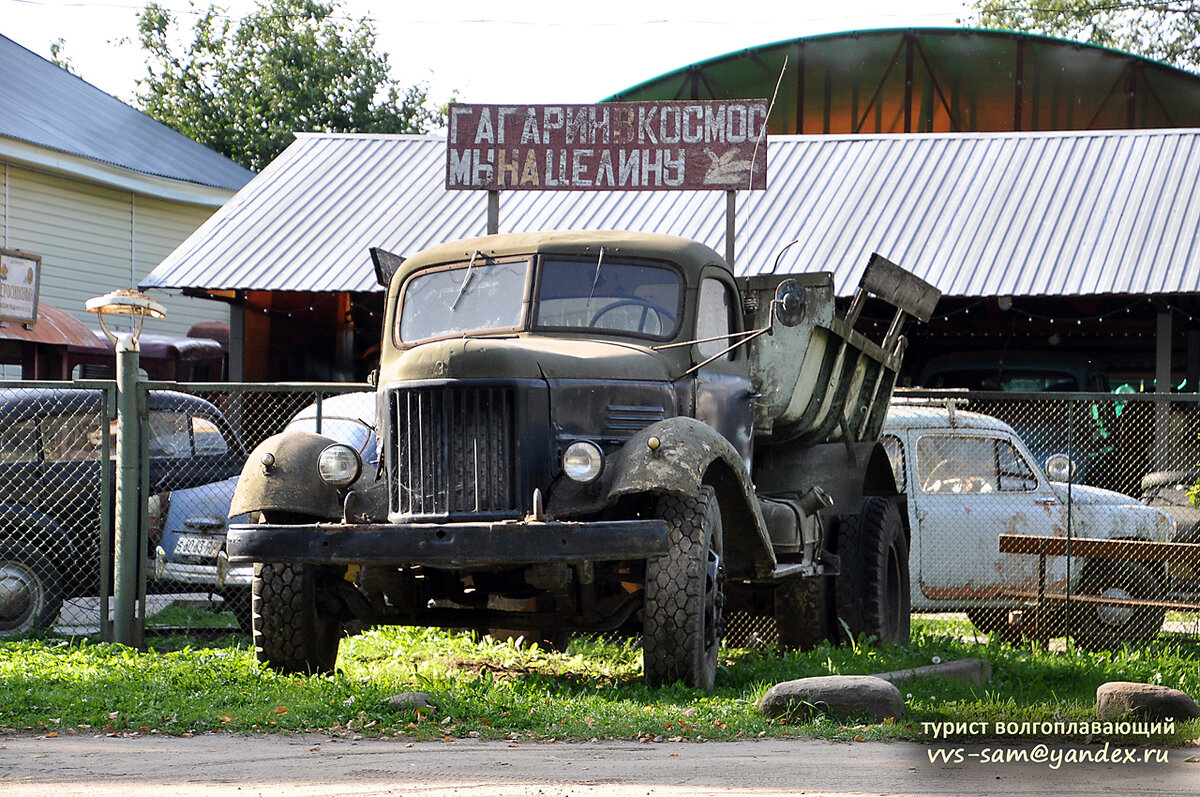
<box><xmin>2</xmin><ymin>615</ymin><xmax>1198</xmax><ymax>744</ymax></box>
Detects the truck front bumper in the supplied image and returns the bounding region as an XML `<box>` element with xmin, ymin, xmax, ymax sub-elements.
<box><xmin>226</xmin><ymin>518</ymin><xmax>669</xmax><ymax>569</ymax></box>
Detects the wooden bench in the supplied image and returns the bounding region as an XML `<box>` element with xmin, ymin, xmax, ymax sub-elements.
<box><xmin>995</xmin><ymin>533</ymin><xmax>1200</xmax><ymax>643</ymax></box>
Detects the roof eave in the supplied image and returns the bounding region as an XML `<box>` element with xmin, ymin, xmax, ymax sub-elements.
<box><xmin>1</xmin><ymin>135</ymin><xmax>239</xmax><ymax>207</ymax></box>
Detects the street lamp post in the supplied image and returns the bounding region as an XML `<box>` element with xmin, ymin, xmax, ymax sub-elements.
<box><xmin>86</xmin><ymin>290</ymin><xmax>165</xmax><ymax>647</ymax></box>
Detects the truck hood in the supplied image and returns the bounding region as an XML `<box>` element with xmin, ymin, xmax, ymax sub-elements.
<box><xmin>382</xmin><ymin>335</ymin><xmax>681</xmax><ymax>383</ymax></box>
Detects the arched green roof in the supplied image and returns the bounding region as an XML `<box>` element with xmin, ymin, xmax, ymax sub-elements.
<box><xmin>606</xmin><ymin>28</ymin><xmax>1200</xmax><ymax>133</ymax></box>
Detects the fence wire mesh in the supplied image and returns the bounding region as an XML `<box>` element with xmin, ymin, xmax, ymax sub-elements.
<box><xmin>1</xmin><ymin>380</ymin><xmax>1197</xmax><ymax>649</ymax></box>
<box><xmin>0</xmin><ymin>380</ymin><xmax>371</xmax><ymax>638</ymax></box>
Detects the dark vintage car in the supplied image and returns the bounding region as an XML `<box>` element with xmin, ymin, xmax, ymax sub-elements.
<box><xmin>0</xmin><ymin>387</ymin><xmax>245</xmax><ymax>636</ymax></box>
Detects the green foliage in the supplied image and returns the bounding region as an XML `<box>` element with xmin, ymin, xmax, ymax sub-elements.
<box><xmin>136</xmin><ymin>0</ymin><xmax>443</xmax><ymax>170</ymax></box>
<box><xmin>2</xmin><ymin>618</ymin><xmax>1197</xmax><ymax>743</ymax></box>
<box><xmin>973</xmin><ymin>1</ymin><xmax>1200</xmax><ymax>71</ymax></box>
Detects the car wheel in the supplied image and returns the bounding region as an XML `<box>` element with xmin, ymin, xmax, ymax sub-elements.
<box><xmin>223</xmin><ymin>587</ymin><xmax>253</xmax><ymax>634</ymax></box>
<box><xmin>774</xmin><ymin>574</ymin><xmax>836</xmax><ymax>651</ymax></box>
<box><xmin>833</xmin><ymin>496</ymin><xmax>911</xmax><ymax>645</ymax></box>
<box><xmin>966</xmin><ymin>608</ymin><xmax>1009</xmax><ymax>635</ymax></box>
<box><xmin>252</xmin><ymin>561</ymin><xmax>340</xmax><ymax>673</ymax></box>
<box><xmin>1072</xmin><ymin>560</ymin><xmax>1166</xmax><ymax>651</ymax></box>
<box><xmin>0</xmin><ymin>542</ymin><xmax>63</xmax><ymax>638</ymax></box>
<box><xmin>642</xmin><ymin>486</ymin><xmax>725</xmax><ymax>690</ymax></box>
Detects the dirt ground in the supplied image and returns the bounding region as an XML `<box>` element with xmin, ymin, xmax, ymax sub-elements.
<box><xmin>1</xmin><ymin>733</ymin><xmax>1197</xmax><ymax>796</ymax></box>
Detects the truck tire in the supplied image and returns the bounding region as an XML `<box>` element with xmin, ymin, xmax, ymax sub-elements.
<box><xmin>1072</xmin><ymin>560</ymin><xmax>1166</xmax><ymax>650</ymax></box>
<box><xmin>774</xmin><ymin>574</ymin><xmax>835</xmax><ymax>651</ymax></box>
<box><xmin>643</xmin><ymin>486</ymin><xmax>724</xmax><ymax>690</ymax></box>
<box><xmin>252</xmin><ymin>561</ymin><xmax>340</xmax><ymax>673</ymax></box>
<box><xmin>0</xmin><ymin>542</ymin><xmax>63</xmax><ymax>638</ymax></box>
<box><xmin>833</xmin><ymin>496</ymin><xmax>910</xmax><ymax>645</ymax></box>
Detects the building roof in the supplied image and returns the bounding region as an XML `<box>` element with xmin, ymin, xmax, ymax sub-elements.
<box><xmin>0</xmin><ymin>34</ymin><xmax>253</xmax><ymax>193</ymax></box>
<box><xmin>609</xmin><ymin>28</ymin><xmax>1200</xmax><ymax>134</ymax></box>
<box><xmin>142</xmin><ymin>128</ymin><xmax>1200</xmax><ymax>300</ymax></box>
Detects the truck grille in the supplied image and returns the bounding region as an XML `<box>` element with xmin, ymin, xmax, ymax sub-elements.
<box><xmin>388</xmin><ymin>386</ymin><xmax>518</xmax><ymax>518</ymax></box>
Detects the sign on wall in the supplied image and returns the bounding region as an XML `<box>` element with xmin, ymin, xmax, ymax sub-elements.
<box><xmin>0</xmin><ymin>249</ymin><xmax>41</xmax><ymax>325</ymax></box>
<box><xmin>446</xmin><ymin>101</ymin><xmax>769</xmax><ymax>192</ymax></box>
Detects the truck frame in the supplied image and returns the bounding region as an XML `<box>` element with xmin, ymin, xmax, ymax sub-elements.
<box><xmin>226</xmin><ymin>230</ymin><xmax>939</xmax><ymax>689</ymax></box>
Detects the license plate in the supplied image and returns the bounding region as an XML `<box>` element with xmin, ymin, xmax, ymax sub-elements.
<box><xmin>173</xmin><ymin>535</ymin><xmax>224</xmax><ymax>559</ymax></box>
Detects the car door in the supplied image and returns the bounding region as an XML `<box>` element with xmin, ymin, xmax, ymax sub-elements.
<box><xmin>145</xmin><ymin>405</ymin><xmax>243</xmax><ymax>493</ymax></box>
<box><xmin>913</xmin><ymin>429</ymin><xmax>1068</xmax><ymax>602</ymax></box>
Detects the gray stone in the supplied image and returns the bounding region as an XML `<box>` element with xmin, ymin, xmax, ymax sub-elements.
<box><xmin>758</xmin><ymin>675</ymin><xmax>904</xmax><ymax>723</ymax></box>
<box><xmin>386</xmin><ymin>691</ymin><xmax>436</xmax><ymax>713</ymax></box>
<box><xmin>1096</xmin><ymin>682</ymin><xmax>1200</xmax><ymax>721</ymax></box>
<box><xmin>871</xmin><ymin>657</ymin><xmax>993</xmax><ymax>687</ymax></box>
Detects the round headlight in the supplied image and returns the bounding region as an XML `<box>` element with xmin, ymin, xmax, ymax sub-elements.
<box><xmin>1045</xmin><ymin>453</ymin><xmax>1076</xmax><ymax>483</ymax></box>
<box><xmin>563</xmin><ymin>441</ymin><xmax>604</xmax><ymax>483</ymax></box>
<box><xmin>318</xmin><ymin>444</ymin><xmax>362</xmax><ymax>487</ymax></box>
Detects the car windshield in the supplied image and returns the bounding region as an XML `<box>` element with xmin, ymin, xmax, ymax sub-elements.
<box><xmin>534</xmin><ymin>258</ymin><xmax>682</xmax><ymax>338</ymax></box>
<box><xmin>926</xmin><ymin>369</ymin><xmax>1079</xmax><ymax>392</ymax></box>
<box><xmin>286</xmin><ymin>416</ymin><xmax>378</xmax><ymax>465</ymax></box>
<box><xmin>398</xmin><ymin>259</ymin><xmax>528</xmax><ymax>344</ymax></box>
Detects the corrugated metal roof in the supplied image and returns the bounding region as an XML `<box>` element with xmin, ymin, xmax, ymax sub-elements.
<box><xmin>141</xmin><ymin>128</ymin><xmax>1200</xmax><ymax>298</ymax></box>
<box><xmin>0</xmin><ymin>34</ymin><xmax>254</xmax><ymax>192</ymax></box>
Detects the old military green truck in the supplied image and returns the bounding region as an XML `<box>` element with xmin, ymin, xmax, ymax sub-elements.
<box><xmin>226</xmin><ymin>230</ymin><xmax>940</xmax><ymax>690</ymax></box>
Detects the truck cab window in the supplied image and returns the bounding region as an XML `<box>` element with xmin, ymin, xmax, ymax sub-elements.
<box><xmin>535</xmin><ymin>258</ymin><xmax>681</xmax><ymax>339</ymax></box>
<box><xmin>696</xmin><ymin>278</ymin><xmax>735</xmax><ymax>360</ymax></box>
<box><xmin>398</xmin><ymin>260</ymin><xmax>528</xmax><ymax>344</ymax></box>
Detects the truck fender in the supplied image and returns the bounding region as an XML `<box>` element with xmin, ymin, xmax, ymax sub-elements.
<box><xmin>230</xmin><ymin>430</ymin><xmax>353</xmax><ymax>521</ymax></box>
<box><xmin>606</xmin><ymin>417</ymin><xmax>777</xmax><ymax>578</ymax></box>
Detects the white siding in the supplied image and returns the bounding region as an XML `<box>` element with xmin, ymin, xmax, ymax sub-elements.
<box><xmin>0</xmin><ymin>161</ymin><xmax>228</xmax><ymax>340</ymax></box>
<box><xmin>135</xmin><ymin>195</ymin><xmax>230</xmax><ymax>337</ymax></box>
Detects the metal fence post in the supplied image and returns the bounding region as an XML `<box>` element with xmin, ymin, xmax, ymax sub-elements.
<box><xmin>112</xmin><ymin>337</ymin><xmax>141</xmax><ymax>645</ymax></box>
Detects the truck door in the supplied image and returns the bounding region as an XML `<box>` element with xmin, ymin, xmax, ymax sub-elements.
<box><xmin>693</xmin><ymin>274</ymin><xmax>754</xmax><ymax>466</ymax></box>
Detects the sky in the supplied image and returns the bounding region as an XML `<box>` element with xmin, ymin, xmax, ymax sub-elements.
<box><xmin>2</xmin><ymin>0</ymin><xmax>976</xmax><ymax>108</ymax></box>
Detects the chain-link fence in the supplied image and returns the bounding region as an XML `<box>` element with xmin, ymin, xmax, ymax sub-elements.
<box><xmin>2</xmin><ymin>379</ymin><xmax>1198</xmax><ymax>648</ymax></box>
<box><xmin>725</xmin><ymin>389</ymin><xmax>1200</xmax><ymax>649</ymax></box>
<box><xmin>0</xmin><ymin>380</ymin><xmax>371</xmax><ymax>639</ymax></box>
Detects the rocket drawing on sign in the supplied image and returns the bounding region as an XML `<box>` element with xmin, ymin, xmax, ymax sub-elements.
<box><xmin>702</xmin><ymin>147</ymin><xmax>754</xmax><ymax>185</ymax></box>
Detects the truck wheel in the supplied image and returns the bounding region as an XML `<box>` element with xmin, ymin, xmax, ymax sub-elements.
<box><xmin>643</xmin><ymin>486</ymin><xmax>724</xmax><ymax>690</ymax></box>
<box><xmin>774</xmin><ymin>575</ymin><xmax>835</xmax><ymax>651</ymax></box>
<box><xmin>252</xmin><ymin>562</ymin><xmax>340</xmax><ymax>673</ymax></box>
<box><xmin>833</xmin><ymin>496</ymin><xmax>910</xmax><ymax>645</ymax></box>
<box><xmin>1072</xmin><ymin>560</ymin><xmax>1165</xmax><ymax>650</ymax></box>
<box><xmin>0</xmin><ymin>542</ymin><xmax>63</xmax><ymax>638</ymax></box>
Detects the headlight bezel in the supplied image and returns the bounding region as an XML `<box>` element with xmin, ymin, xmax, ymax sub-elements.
<box><xmin>562</xmin><ymin>440</ymin><xmax>605</xmax><ymax>483</ymax></box>
<box><xmin>318</xmin><ymin>443</ymin><xmax>362</xmax><ymax>487</ymax></box>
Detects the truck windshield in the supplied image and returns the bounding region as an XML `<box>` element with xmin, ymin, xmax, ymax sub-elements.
<box><xmin>535</xmin><ymin>258</ymin><xmax>682</xmax><ymax>339</ymax></box>
<box><xmin>398</xmin><ymin>260</ymin><xmax>528</xmax><ymax>344</ymax></box>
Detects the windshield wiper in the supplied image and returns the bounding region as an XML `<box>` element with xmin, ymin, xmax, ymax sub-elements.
<box><xmin>585</xmin><ymin>247</ymin><xmax>606</xmax><ymax>309</ymax></box>
<box><xmin>451</xmin><ymin>249</ymin><xmax>482</xmax><ymax>311</ymax></box>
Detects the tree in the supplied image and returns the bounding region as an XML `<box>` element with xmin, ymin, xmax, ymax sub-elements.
<box><xmin>136</xmin><ymin>0</ymin><xmax>443</xmax><ymax>171</ymax></box>
<box><xmin>973</xmin><ymin>1</ymin><xmax>1200</xmax><ymax>71</ymax></box>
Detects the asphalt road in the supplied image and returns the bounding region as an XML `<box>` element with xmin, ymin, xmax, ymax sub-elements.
<box><xmin>1</xmin><ymin>733</ymin><xmax>1197</xmax><ymax>796</ymax></box>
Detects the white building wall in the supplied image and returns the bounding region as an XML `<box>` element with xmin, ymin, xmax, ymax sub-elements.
<box><xmin>0</xmin><ymin>160</ymin><xmax>229</xmax><ymax>341</ymax></box>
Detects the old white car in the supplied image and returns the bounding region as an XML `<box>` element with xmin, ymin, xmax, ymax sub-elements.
<box><xmin>881</xmin><ymin>398</ymin><xmax>1175</xmax><ymax>648</ymax></box>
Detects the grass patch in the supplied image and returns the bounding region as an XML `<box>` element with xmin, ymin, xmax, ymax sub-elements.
<box><xmin>3</xmin><ymin>617</ymin><xmax>1198</xmax><ymax>744</ymax></box>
